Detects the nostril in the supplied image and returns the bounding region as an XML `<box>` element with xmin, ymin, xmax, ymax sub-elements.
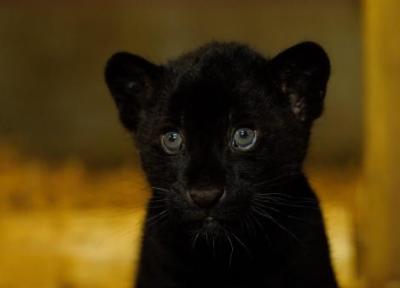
<box><xmin>188</xmin><ymin>188</ymin><xmax>224</xmax><ymax>209</ymax></box>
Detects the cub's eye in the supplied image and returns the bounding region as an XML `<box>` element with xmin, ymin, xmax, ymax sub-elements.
<box><xmin>161</xmin><ymin>131</ymin><xmax>183</xmax><ymax>154</ymax></box>
<box><xmin>232</xmin><ymin>128</ymin><xmax>257</xmax><ymax>151</ymax></box>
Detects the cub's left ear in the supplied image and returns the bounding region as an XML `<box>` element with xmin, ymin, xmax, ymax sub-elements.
<box><xmin>271</xmin><ymin>42</ymin><xmax>330</xmax><ymax>122</ymax></box>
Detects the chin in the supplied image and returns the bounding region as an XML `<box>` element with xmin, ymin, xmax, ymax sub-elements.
<box><xmin>181</xmin><ymin>213</ymin><xmax>221</xmax><ymax>234</ymax></box>
<box><xmin>193</xmin><ymin>218</ymin><xmax>224</xmax><ymax>241</ymax></box>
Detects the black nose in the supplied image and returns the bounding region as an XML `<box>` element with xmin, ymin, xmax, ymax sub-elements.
<box><xmin>188</xmin><ymin>188</ymin><xmax>224</xmax><ymax>209</ymax></box>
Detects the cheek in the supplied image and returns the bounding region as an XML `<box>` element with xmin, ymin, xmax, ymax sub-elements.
<box><xmin>142</xmin><ymin>145</ymin><xmax>188</xmax><ymax>177</ymax></box>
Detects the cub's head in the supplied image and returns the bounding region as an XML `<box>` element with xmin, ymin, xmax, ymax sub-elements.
<box><xmin>105</xmin><ymin>42</ymin><xmax>329</xmax><ymax>239</ymax></box>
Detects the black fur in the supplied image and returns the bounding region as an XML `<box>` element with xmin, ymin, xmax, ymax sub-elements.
<box><xmin>105</xmin><ymin>41</ymin><xmax>338</xmax><ymax>288</ymax></box>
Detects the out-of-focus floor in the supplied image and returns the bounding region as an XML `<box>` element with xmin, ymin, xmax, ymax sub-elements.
<box><xmin>0</xmin><ymin>209</ymin><xmax>144</xmax><ymax>288</ymax></box>
<box><xmin>0</xmin><ymin>147</ymin><xmax>360</xmax><ymax>288</ymax></box>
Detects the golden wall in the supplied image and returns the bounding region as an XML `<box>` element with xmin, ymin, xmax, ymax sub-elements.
<box><xmin>361</xmin><ymin>0</ymin><xmax>400</xmax><ymax>287</ymax></box>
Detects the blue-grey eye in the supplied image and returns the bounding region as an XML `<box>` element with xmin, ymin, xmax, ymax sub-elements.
<box><xmin>232</xmin><ymin>128</ymin><xmax>257</xmax><ymax>151</ymax></box>
<box><xmin>161</xmin><ymin>131</ymin><xmax>183</xmax><ymax>154</ymax></box>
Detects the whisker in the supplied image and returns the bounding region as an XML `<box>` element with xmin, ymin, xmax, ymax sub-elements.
<box><xmin>247</xmin><ymin>210</ymin><xmax>272</xmax><ymax>245</ymax></box>
<box><xmin>212</xmin><ymin>234</ymin><xmax>216</xmax><ymax>258</ymax></box>
<box><xmin>254</xmin><ymin>193</ymin><xmax>317</xmax><ymax>203</ymax></box>
<box><xmin>149</xmin><ymin>198</ymin><xmax>168</xmax><ymax>202</ymax></box>
<box><xmin>243</xmin><ymin>214</ymin><xmax>257</xmax><ymax>238</ymax></box>
<box><xmin>225</xmin><ymin>231</ymin><xmax>234</xmax><ymax>269</ymax></box>
<box><xmin>151</xmin><ymin>186</ymin><xmax>171</xmax><ymax>193</ymax></box>
<box><xmin>148</xmin><ymin>202</ymin><xmax>167</xmax><ymax>208</ymax></box>
<box><xmin>192</xmin><ymin>232</ymin><xmax>200</xmax><ymax>249</ymax></box>
<box><xmin>253</xmin><ymin>197</ymin><xmax>319</xmax><ymax>210</ymax></box>
<box><xmin>230</xmin><ymin>231</ymin><xmax>251</xmax><ymax>256</ymax></box>
<box><xmin>251</xmin><ymin>172</ymin><xmax>301</xmax><ymax>188</ymax></box>
<box><xmin>146</xmin><ymin>210</ymin><xmax>168</xmax><ymax>227</ymax></box>
<box><xmin>251</xmin><ymin>206</ymin><xmax>303</xmax><ymax>246</ymax></box>
<box><xmin>253</xmin><ymin>200</ymin><xmax>320</xmax><ymax>226</ymax></box>
<box><xmin>249</xmin><ymin>210</ymin><xmax>264</xmax><ymax>232</ymax></box>
<box><xmin>253</xmin><ymin>201</ymin><xmax>281</xmax><ymax>213</ymax></box>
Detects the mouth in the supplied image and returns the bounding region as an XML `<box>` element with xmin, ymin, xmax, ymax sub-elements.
<box><xmin>204</xmin><ymin>216</ymin><xmax>217</xmax><ymax>227</ymax></box>
<box><xmin>196</xmin><ymin>216</ymin><xmax>222</xmax><ymax>235</ymax></box>
<box><xmin>183</xmin><ymin>212</ymin><xmax>220</xmax><ymax>230</ymax></box>
<box><xmin>180</xmin><ymin>208</ymin><xmax>230</xmax><ymax>235</ymax></box>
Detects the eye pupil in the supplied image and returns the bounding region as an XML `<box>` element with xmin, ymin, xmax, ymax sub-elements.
<box><xmin>239</xmin><ymin>130</ymin><xmax>248</xmax><ymax>138</ymax></box>
<box><xmin>168</xmin><ymin>133</ymin><xmax>178</xmax><ymax>142</ymax></box>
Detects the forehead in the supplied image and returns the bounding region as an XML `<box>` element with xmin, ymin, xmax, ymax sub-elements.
<box><xmin>167</xmin><ymin>68</ymin><xmax>266</xmax><ymax>130</ymax></box>
<box><xmin>157</xmin><ymin>43</ymin><xmax>273</xmax><ymax>132</ymax></box>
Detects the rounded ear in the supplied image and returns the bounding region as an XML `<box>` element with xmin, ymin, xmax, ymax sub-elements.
<box><xmin>105</xmin><ymin>52</ymin><xmax>162</xmax><ymax>131</ymax></box>
<box><xmin>271</xmin><ymin>42</ymin><xmax>330</xmax><ymax>122</ymax></box>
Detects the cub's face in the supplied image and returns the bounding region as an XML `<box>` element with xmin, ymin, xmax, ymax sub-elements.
<box><xmin>105</xmin><ymin>42</ymin><xmax>330</xmax><ymax>237</ymax></box>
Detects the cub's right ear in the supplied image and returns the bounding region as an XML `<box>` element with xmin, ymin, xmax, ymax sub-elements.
<box><xmin>105</xmin><ymin>52</ymin><xmax>162</xmax><ymax>132</ymax></box>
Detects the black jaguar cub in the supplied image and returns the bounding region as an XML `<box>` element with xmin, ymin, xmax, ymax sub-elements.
<box><xmin>105</xmin><ymin>41</ymin><xmax>338</xmax><ymax>288</ymax></box>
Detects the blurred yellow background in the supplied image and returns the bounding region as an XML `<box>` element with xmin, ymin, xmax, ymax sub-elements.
<box><xmin>0</xmin><ymin>1</ymin><xmax>398</xmax><ymax>288</ymax></box>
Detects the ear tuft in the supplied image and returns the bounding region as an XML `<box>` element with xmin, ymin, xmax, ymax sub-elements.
<box><xmin>271</xmin><ymin>41</ymin><xmax>330</xmax><ymax>122</ymax></box>
<box><xmin>105</xmin><ymin>52</ymin><xmax>161</xmax><ymax>131</ymax></box>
